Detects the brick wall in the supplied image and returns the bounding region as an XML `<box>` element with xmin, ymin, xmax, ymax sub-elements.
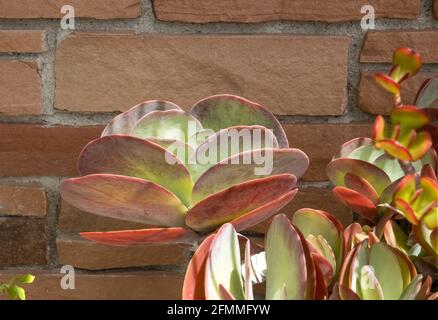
<box><xmin>0</xmin><ymin>0</ymin><xmax>437</xmax><ymax>300</ymax></box>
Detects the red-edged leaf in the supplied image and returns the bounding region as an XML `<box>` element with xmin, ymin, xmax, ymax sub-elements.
<box><xmin>379</xmin><ymin>139</ymin><xmax>412</xmax><ymax>161</ymax></box>
<box><xmin>78</xmin><ymin>135</ymin><xmax>193</xmax><ymax>207</ymax></box>
<box><xmin>191</xmin><ymin>148</ymin><xmax>307</xmax><ymax>204</ymax></box>
<box><xmin>332</xmin><ymin>186</ymin><xmax>378</xmax><ymax>223</ymax></box>
<box><xmin>182</xmin><ymin>234</ymin><xmax>215</xmax><ymax>300</ymax></box>
<box><xmin>374</xmin><ymin>73</ymin><xmax>400</xmax><ymax>95</ymax></box>
<box><xmin>392</xmin><ymin>48</ymin><xmax>422</xmax><ymax>80</ymax></box>
<box><xmin>338</xmin><ymin>284</ymin><xmax>361</xmax><ymax>300</ymax></box>
<box><xmin>60</xmin><ymin>174</ymin><xmax>188</xmax><ymax>226</ymax></box>
<box><xmin>186</xmin><ymin>174</ymin><xmax>296</xmax><ymax>233</ymax></box>
<box><xmin>327</xmin><ymin>158</ymin><xmax>391</xmax><ymax>194</ymax></box>
<box><xmin>218</xmin><ymin>284</ymin><xmax>236</xmax><ymax>300</ymax></box>
<box><xmin>190</xmin><ymin>94</ymin><xmax>289</xmax><ymax>148</ymax></box>
<box><xmin>408</xmin><ymin>131</ymin><xmax>432</xmax><ymax>161</ymax></box>
<box><xmin>373</xmin><ymin>116</ymin><xmax>387</xmax><ymax>142</ymax></box>
<box><xmin>101</xmin><ymin>100</ymin><xmax>182</xmax><ymax>137</ymax></box>
<box><xmin>334</xmin><ymin>137</ymin><xmax>374</xmax><ymax>159</ymax></box>
<box><xmin>344</xmin><ymin>173</ymin><xmax>379</xmax><ymax>204</ymax></box>
<box><xmin>394</xmin><ymin>198</ymin><xmax>420</xmax><ymax>225</ymax></box>
<box><xmin>81</xmin><ymin>227</ymin><xmax>198</xmax><ymax>246</ymax></box>
<box><xmin>231</xmin><ymin>188</ymin><xmax>298</xmax><ymax>232</ymax></box>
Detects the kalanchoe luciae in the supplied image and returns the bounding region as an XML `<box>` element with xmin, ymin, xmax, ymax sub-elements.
<box><xmin>60</xmin><ymin>95</ymin><xmax>309</xmax><ymax>246</ymax></box>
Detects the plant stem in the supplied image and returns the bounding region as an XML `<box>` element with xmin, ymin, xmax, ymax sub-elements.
<box><xmin>398</xmin><ymin>160</ymin><xmax>416</xmax><ymax>176</ymax></box>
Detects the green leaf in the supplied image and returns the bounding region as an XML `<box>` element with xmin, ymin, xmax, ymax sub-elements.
<box><xmin>78</xmin><ymin>135</ymin><xmax>193</xmax><ymax>207</ymax></box>
<box><xmin>292</xmin><ymin>208</ymin><xmax>343</xmax><ymax>272</ymax></box>
<box><xmin>19</xmin><ymin>274</ymin><xmax>35</xmax><ymax>284</ymax></box>
<box><xmin>13</xmin><ymin>286</ymin><xmax>26</xmax><ymax>300</ymax></box>
<box><xmin>204</xmin><ymin>224</ymin><xmax>244</xmax><ymax>300</ymax></box>
<box><xmin>265</xmin><ymin>214</ymin><xmax>307</xmax><ymax>300</ymax></box>
<box><xmin>61</xmin><ymin>174</ymin><xmax>188</xmax><ymax>227</ymax></box>
<box><xmin>190</xmin><ymin>94</ymin><xmax>289</xmax><ymax>148</ymax></box>
<box><xmin>191</xmin><ymin>149</ymin><xmax>307</xmax><ymax>205</ymax></box>
<box><xmin>358</xmin><ymin>265</ymin><xmax>384</xmax><ymax>300</ymax></box>
<box><xmin>369</xmin><ymin>243</ymin><xmax>405</xmax><ymax>300</ymax></box>
<box><xmin>101</xmin><ymin>100</ymin><xmax>183</xmax><ymax>137</ymax></box>
<box><xmin>131</xmin><ymin>110</ymin><xmax>203</xmax><ymax>144</ymax></box>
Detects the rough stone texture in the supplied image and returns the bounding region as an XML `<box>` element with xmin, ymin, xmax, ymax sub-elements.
<box><xmin>284</xmin><ymin>123</ymin><xmax>372</xmax><ymax>181</ymax></box>
<box><xmin>0</xmin><ymin>30</ymin><xmax>47</xmax><ymax>53</ymax></box>
<box><xmin>435</xmin><ymin>0</ymin><xmax>438</xmax><ymax>18</ymax></box>
<box><xmin>358</xmin><ymin>72</ymin><xmax>437</xmax><ymax>115</ymax></box>
<box><xmin>154</xmin><ymin>0</ymin><xmax>421</xmax><ymax>23</ymax></box>
<box><xmin>0</xmin><ymin>0</ymin><xmax>140</xmax><ymax>19</ymax></box>
<box><xmin>0</xmin><ymin>124</ymin><xmax>101</xmax><ymax>176</ymax></box>
<box><xmin>56</xmin><ymin>235</ymin><xmax>189</xmax><ymax>270</ymax></box>
<box><xmin>55</xmin><ymin>33</ymin><xmax>349</xmax><ymax>116</ymax></box>
<box><xmin>58</xmin><ymin>200</ymin><xmax>147</xmax><ymax>232</ymax></box>
<box><xmin>0</xmin><ymin>61</ymin><xmax>42</xmax><ymax>115</ymax></box>
<box><xmin>0</xmin><ymin>270</ymin><xmax>183</xmax><ymax>300</ymax></box>
<box><xmin>0</xmin><ymin>218</ymin><xmax>47</xmax><ymax>266</ymax></box>
<box><xmin>249</xmin><ymin>187</ymin><xmax>352</xmax><ymax>233</ymax></box>
<box><xmin>0</xmin><ymin>185</ymin><xmax>46</xmax><ymax>217</ymax></box>
<box><xmin>361</xmin><ymin>30</ymin><xmax>438</xmax><ymax>63</ymax></box>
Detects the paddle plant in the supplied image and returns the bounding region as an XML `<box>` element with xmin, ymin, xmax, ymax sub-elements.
<box><xmin>182</xmin><ymin>48</ymin><xmax>438</xmax><ymax>300</ymax></box>
<box><xmin>60</xmin><ymin>95</ymin><xmax>309</xmax><ymax>245</ymax></box>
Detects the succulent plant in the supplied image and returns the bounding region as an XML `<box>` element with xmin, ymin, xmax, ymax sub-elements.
<box><xmin>327</xmin><ymin>48</ymin><xmax>438</xmax><ymax>224</ymax></box>
<box><xmin>183</xmin><ymin>211</ymin><xmax>438</xmax><ymax>300</ymax></box>
<box><xmin>327</xmin><ymin>137</ymin><xmax>436</xmax><ymax>223</ymax></box>
<box><xmin>183</xmin><ymin>214</ymin><xmax>330</xmax><ymax>300</ymax></box>
<box><xmin>0</xmin><ymin>274</ymin><xmax>35</xmax><ymax>300</ymax></box>
<box><xmin>179</xmin><ymin>48</ymin><xmax>438</xmax><ymax>301</ymax></box>
<box><xmin>374</xmin><ymin>47</ymin><xmax>422</xmax><ymax>106</ymax></box>
<box><xmin>338</xmin><ymin>238</ymin><xmax>437</xmax><ymax>300</ymax></box>
<box><xmin>60</xmin><ymin>95</ymin><xmax>309</xmax><ymax>245</ymax></box>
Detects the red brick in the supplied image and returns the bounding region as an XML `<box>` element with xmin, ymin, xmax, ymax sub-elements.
<box><xmin>58</xmin><ymin>200</ymin><xmax>146</xmax><ymax>232</ymax></box>
<box><xmin>0</xmin><ymin>30</ymin><xmax>47</xmax><ymax>53</ymax></box>
<box><xmin>0</xmin><ymin>185</ymin><xmax>46</xmax><ymax>217</ymax></box>
<box><xmin>0</xmin><ymin>124</ymin><xmax>102</xmax><ymax>176</ymax></box>
<box><xmin>0</xmin><ymin>270</ymin><xmax>183</xmax><ymax>299</ymax></box>
<box><xmin>56</xmin><ymin>235</ymin><xmax>190</xmax><ymax>270</ymax></box>
<box><xmin>0</xmin><ymin>0</ymin><xmax>140</xmax><ymax>19</ymax></box>
<box><xmin>154</xmin><ymin>0</ymin><xmax>421</xmax><ymax>23</ymax></box>
<box><xmin>358</xmin><ymin>72</ymin><xmax>437</xmax><ymax>115</ymax></box>
<box><xmin>0</xmin><ymin>61</ymin><xmax>42</xmax><ymax>115</ymax></box>
<box><xmin>361</xmin><ymin>30</ymin><xmax>438</xmax><ymax>63</ymax></box>
<box><xmin>0</xmin><ymin>218</ymin><xmax>47</xmax><ymax>266</ymax></box>
<box><xmin>249</xmin><ymin>187</ymin><xmax>353</xmax><ymax>233</ymax></box>
<box><xmin>55</xmin><ymin>33</ymin><xmax>349</xmax><ymax>116</ymax></box>
<box><xmin>284</xmin><ymin>123</ymin><xmax>372</xmax><ymax>181</ymax></box>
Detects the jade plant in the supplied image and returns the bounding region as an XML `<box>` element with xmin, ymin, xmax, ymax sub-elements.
<box><xmin>60</xmin><ymin>95</ymin><xmax>309</xmax><ymax>245</ymax></box>
<box><xmin>182</xmin><ymin>48</ymin><xmax>438</xmax><ymax>300</ymax></box>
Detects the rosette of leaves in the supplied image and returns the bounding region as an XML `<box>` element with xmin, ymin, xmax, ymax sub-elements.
<box><xmin>327</xmin><ymin>137</ymin><xmax>436</xmax><ymax>223</ymax></box>
<box><xmin>0</xmin><ymin>274</ymin><xmax>35</xmax><ymax>300</ymax></box>
<box><xmin>338</xmin><ymin>238</ymin><xmax>437</xmax><ymax>300</ymax></box>
<box><xmin>60</xmin><ymin>95</ymin><xmax>309</xmax><ymax>245</ymax></box>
